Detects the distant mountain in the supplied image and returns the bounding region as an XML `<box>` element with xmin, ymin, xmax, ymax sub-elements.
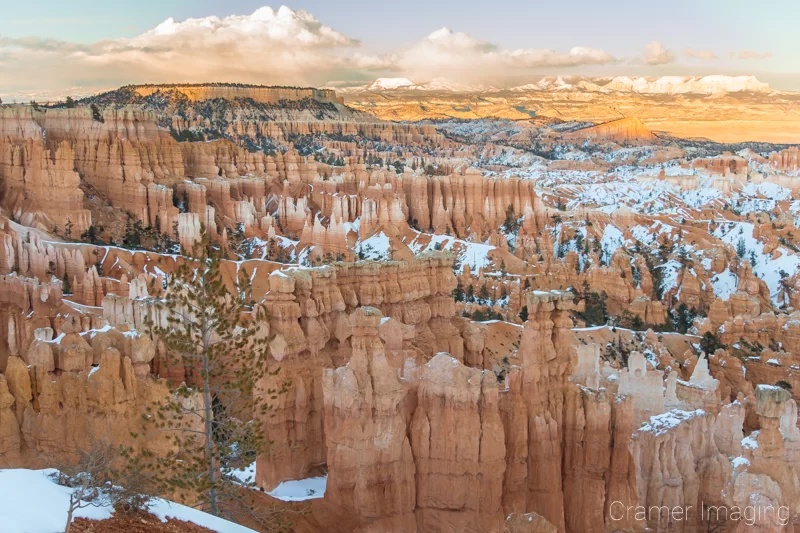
<box><xmin>341</xmin><ymin>77</ymin><xmax>495</xmax><ymax>94</ymax></box>
<box><xmin>507</xmin><ymin>75</ymin><xmax>773</xmax><ymax>95</ymax></box>
<box><xmin>601</xmin><ymin>75</ymin><xmax>771</xmax><ymax>95</ymax></box>
<box><xmin>345</xmin><ymin>75</ymin><xmax>774</xmax><ymax>96</ymax></box>
<box><xmin>364</xmin><ymin>78</ymin><xmax>416</xmax><ymax>90</ymax></box>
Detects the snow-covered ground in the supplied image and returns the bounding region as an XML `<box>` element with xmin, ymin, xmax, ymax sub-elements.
<box><xmin>357</xmin><ymin>231</ymin><xmax>392</xmax><ymax>260</ymax></box>
<box><xmin>713</xmin><ymin>222</ymin><xmax>800</xmax><ymax>305</ymax></box>
<box><xmin>0</xmin><ymin>469</ymin><xmax>258</xmax><ymax>533</ymax></box>
<box><xmin>710</xmin><ymin>269</ymin><xmax>738</xmax><ymax>301</ymax></box>
<box><xmin>268</xmin><ymin>476</ymin><xmax>327</xmax><ymax>502</ymax></box>
<box><xmin>229</xmin><ymin>462</ymin><xmax>327</xmax><ymax>503</ymax></box>
<box><xmin>406</xmin><ymin>233</ymin><xmax>495</xmax><ymax>273</ymax></box>
<box><xmin>600</xmin><ymin>224</ymin><xmax>624</xmax><ymax>264</ymax></box>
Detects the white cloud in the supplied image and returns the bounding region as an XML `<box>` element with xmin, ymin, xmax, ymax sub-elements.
<box><xmin>0</xmin><ymin>6</ymin><xmax>364</xmax><ymax>94</ymax></box>
<box><xmin>683</xmin><ymin>48</ymin><xmax>719</xmax><ymax>61</ymax></box>
<box><xmin>10</xmin><ymin>5</ymin><xmax>761</xmax><ymax>97</ymax></box>
<box><xmin>731</xmin><ymin>50</ymin><xmax>772</xmax><ymax>60</ymax></box>
<box><xmin>643</xmin><ymin>41</ymin><xmax>676</xmax><ymax>65</ymax></box>
<box><xmin>391</xmin><ymin>28</ymin><xmax>615</xmax><ymax>83</ymax></box>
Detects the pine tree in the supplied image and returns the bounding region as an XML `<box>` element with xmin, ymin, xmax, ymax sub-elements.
<box><xmin>90</xmin><ymin>103</ymin><xmax>104</xmax><ymax>123</ymax></box>
<box><xmin>466</xmin><ymin>284</ymin><xmax>475</xmax><ymax>302</ymax></box>
<box><xmin>81</xmin><ymin>225</ymin><xmax>101</xmax><ymax>244</ymax></box>
<box><xmin>700</xmin><ymin>332</ymin><xmax>723</xmax><ymax>355</ymax></box>
<box><xmin>779</xmin><ymin>270</ymin><xmax>792</xmax><ymax>308</ymax></box>
<box><xmin>452</xmin><ymin>280</ymin><xmax>465</xmax><ymax>302</ymax></box>
<box><xmin>519</xmin><ymin>305</ymin><xmax>529</xmax><ymax>322</ymax></box>
<box><xmin>736</xmin><ymin>238</ymin><xmax>747</xmax><ymax>258</ymax></box>
<box><xmin>479</xmin><ymin>283</ymin><xmax>490</xmax><ymax>301</ymax></box>
<box><xmin>62</xmin><ymin>272</ymin><xmax>72</xmax><ymax>295</ymax></box>
<box><xmin>141</xmin><ymin>230</ymin><xmax>290</xmax><ymax>529</ymax></box>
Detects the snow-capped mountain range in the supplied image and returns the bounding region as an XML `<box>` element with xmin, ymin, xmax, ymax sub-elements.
<box><xmin>340</xmin><ymin>75</ymin><xmax>775</xmax><ymax>95</ymax></box>
<box><xmin>600</xmin><ymin>75</ymin><xmax>771</xmax><ymax>94</ymax></box>
<box><xmin>339</xmin><ymin>77</ymin><xmax>499</xmax><ymax>94</ymax></box>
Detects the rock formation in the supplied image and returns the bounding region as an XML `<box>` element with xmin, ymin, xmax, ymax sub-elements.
<box><xmin>2</xmin><ymin>82</ymin><xmax>800</xmax><ymax>533</ymax></box>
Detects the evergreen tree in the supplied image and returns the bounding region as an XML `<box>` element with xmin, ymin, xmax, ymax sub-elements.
<box><xmin>90</xmin><ymin>103</ymin><xmax>104</xmax><ymax>123</ymax></box>
<box><xmin>578</xmin><ymin>281</ymin><xmax>608</xmax><ymax>326</ymax></box>
<box><xmin>736</xmin><ymin>238</ymin><xmax>747</xmax><ymax>258</ymax></box>
<box><xmin>471</xmin><ymin>309</ymin><xmax>487</xmax><ymax>321</ymax></box>
<box><xmin>700</xmin><ymin>332</ymin><xmax>723</xmax><ymax>355</ymax></box>
<box><xmin>779</xmin><ymin>270</ymin><xmax>792</xmax><ymax>308</ymax></box>
<box><xmin>141</xmin><ymin>231</ymin><xmax>290</xmax><ymax>529</ymax></box>
<box><xmin>519</xmin><ymin>305</ymin><xmax>529</xmax><ymax>322</ymax></box>
<box><xmin>672</xmin><ymin>303</ymin><xmax>697</xmax><ymax>334</ymax></box>
<box><xmin>81</xmin><ymin>225</ymin><xmax>104</xmax><ymax>245</ymax></box>
<box><xmin>466</xmin><ymin>284</ymin><xmax>475</xmax><ymax>302</ymax></box>
<box><xmin>502</xmin><ymin>205</ymin><xmax>519</xmax><ymax>234</ymax></box>
<box><xmin>452</xmin><ymin>281</ymin><xmax>465</xmax><ymax>302</ymax></box>
<box><xmin>478</xmin><ymin>283</ymin><xmax>490</xmax><ymax>300</ymax></box>
<box><xmin>62</xmin><ymin>271</ymin><xmax>72</xmax><ymax>295</ymax></box>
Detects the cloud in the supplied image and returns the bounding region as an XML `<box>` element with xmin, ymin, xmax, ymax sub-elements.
<box><xmin>643</xmin><ymin>41</ymin><xmax>676</xmax><ymax>65</ymax></box>
<box><xmin>731</xmin><ymin>50</ymin><xmax>772</xmax><ymax>60</ymax></box>
<box><xmin>0</xmin><ymin>5</ymin><xmax>626</xmax><ymax>96</ymax></box>
<box><xmin>0</xmin><ymin>36</ymin><xmax>95</xmax><ymax>54</ymax></box>
<box><xmin>390</xmin><ymin>27</ymin><xmax>616</xmax><ymax>84</ymax></box>
<box><xmin>683</xmin><ymin>48</ymin><xmax>718</xmax><ymax>61</ymax></box>
<box><xmin>0</xmin><ymin>6</ymin><xmax>363</xmax><ymax>94</ymax></box>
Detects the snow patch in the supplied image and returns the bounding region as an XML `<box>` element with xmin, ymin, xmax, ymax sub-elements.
<box><xmin>710</xmin><ymin>270</ymin><xmax>738</xmax><ymax>301</ymax></box>
<box><xmin>0</xmin><ymin>468</ymin><xmax>257</xmax><ymax>533</ymax></box>
<box><xmin>638</xmin><ymin>409</ymin><xmax>706</xmax><ymax>436</ymax></box>
<box><xmin>357</xmin><ymin>231</ymin><xmax>392</xmax><ymax>261</ymax></box>
<box><xmin>267</xmin><ymin>475</ymin><xmax>327</xmax><ymax>502</ymax></box>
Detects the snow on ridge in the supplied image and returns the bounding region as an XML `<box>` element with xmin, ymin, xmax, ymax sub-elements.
<box><xmin>366</xmin><ymin>77</ymin><xmax>414</xmax><ymax>90</ymax></box>
<box><xmin>0</xmin><ymin>468</ymin><xmax>257</xmax><ymax>533</ymax></box>
<box><xmin>604</xmin><ymin>75</ymin><xmax>771</xmax><ymax>95</ymax></box>
<box><xmin>638</xmin><ymin>409</ymin><xmax>707</xmax><ymax>436</ymax></box>
<box><xmin>505</xmin><ymin>75</ymin><xmax>772</xmax><ymax>94</ymax></box>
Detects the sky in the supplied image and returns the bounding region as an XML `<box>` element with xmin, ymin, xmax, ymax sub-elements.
<box><xmin>0</xmin><ymin>0</ymin><xmax>797</xmax><ymax>100</ymax></box>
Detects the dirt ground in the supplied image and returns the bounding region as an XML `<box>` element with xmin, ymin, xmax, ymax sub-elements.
<box><xmin>71</xmin><ymin>510</ymin><xmax>217</xmax><ymax>533</ymax></box>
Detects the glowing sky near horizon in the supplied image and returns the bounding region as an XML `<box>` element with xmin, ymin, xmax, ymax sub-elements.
<box><xmin>0</xmin><ymin>0</ymin><xmax>797</xmax><ymax>97</ymax></box>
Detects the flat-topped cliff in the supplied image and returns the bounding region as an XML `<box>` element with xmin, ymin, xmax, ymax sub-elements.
<box><xmin>130</xmin><ymin>84</ymin><xmax>342</xmax><ymax>105</ymax></box>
